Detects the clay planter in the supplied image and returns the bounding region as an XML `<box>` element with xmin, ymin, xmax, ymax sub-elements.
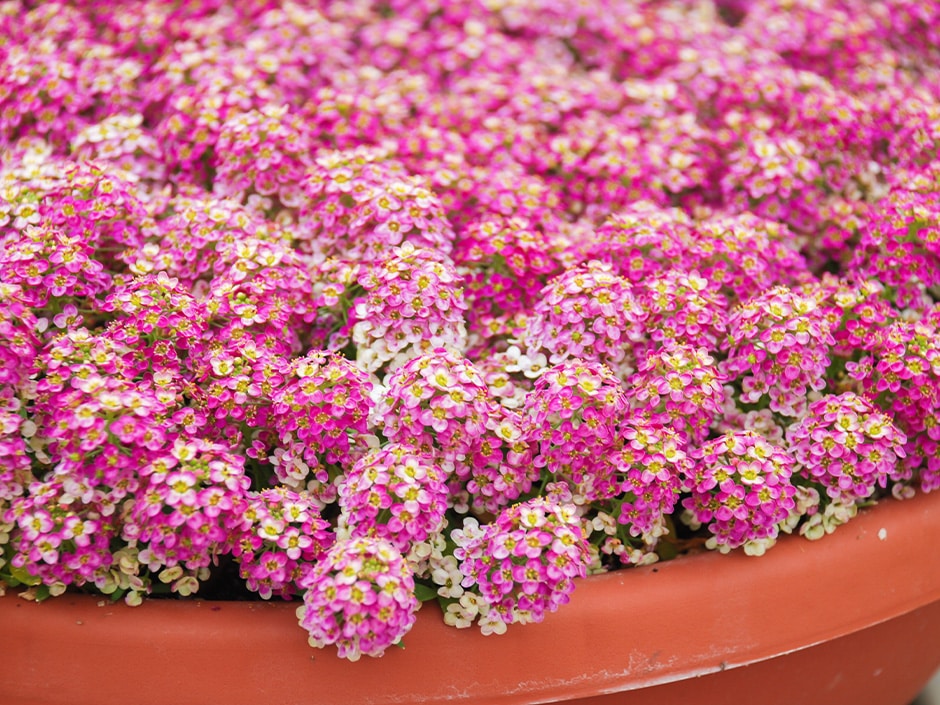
<box><xmin>2</xmin><ymin>489</ymin><xmax>940</xmax><ymax>705</ymax></box>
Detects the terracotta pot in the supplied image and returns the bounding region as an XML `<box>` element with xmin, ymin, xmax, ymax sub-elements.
<box><xmin>2</xmin><ymin>490</ymin><xmax>939</xmax><ymax>705</ymax></box>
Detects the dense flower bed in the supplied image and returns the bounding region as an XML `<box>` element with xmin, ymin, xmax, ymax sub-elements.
<box><xmin>2</xmin><ymin>0</ymin><xmax>940</xmax><ymax>661</ymax></box>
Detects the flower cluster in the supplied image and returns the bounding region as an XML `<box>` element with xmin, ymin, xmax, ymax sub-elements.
<box><xmin>338</xmin><ymin>444</ymin><xmax>449</xmax><ymax>553</ymax></box>
<box><xmin>850</xmin><ymin>183</ymin><xmax>940</xmax><ymax>310</ymax></box>
<box><xmin>628</xmin><ymin>345</ymin><xmax>726</xmax><ymax>445</ymax></box>
<box><xmin>123</xmin><ymin>438</ymin><xmax>251</xmax><ymax>591</ymax></box>
<box><xmin>686</xmin><ymin>215</ymin><xmax>811</xmax><ymax>304</ymax></box>
<box><xmin>0</xmin><ymin>284</ymin><xmax>39</xmax><ymax>389</ymax></box>
<box><xmin>609</xmin><ymin>419</ymin><xmax>692</xmax><ymax>563</ymax></box>
<box><xmin>271</xmin><ymin>351</ymin><xmax>374</xmax><ymax>500</ymax></box>
<box><xmin>4</xmin><ymin>475</ymin><xmax>115</xmax><ymax>593</ymax></box>
<box><xmin>375</xmin><ymin>349</ymin><xmax>493</xmax><ymax>483</ymax></box>
<box><xmin>214</xmin><ymin>104</ymin><xmax>312</xmax><ymax>214</ymax></box>
<box><xmin>722</xmin><ymin>286</ymin><xmax>834</xmax><ymax>416</ymax></box>
<box><xmin>70</xmin><ymin>114</ymin><xmax>165</xmax><ymax>187</ymax></box>
<box><xmin>0</xmin><ymin>4</ymin><xmax>141</xmax><ymax>150</ymax></box>
<box><xmin>526</xmin><ymin>360</ymin><xmax>627</xmax><ymax>501</ymax></box>
<box><xmin>523</xmin><ymin>262</ymin><xmax>646</xmax><ymax>378</ymax></box>
<box><xmin>233</xmin><ymin>487</ymin><xmax>334</xmax><ymax>600</ymax></box>
<box><xmin>787</xmin><ymin>393</ymin><xmax>907</xmax><ymax>503</ymax></box>
<box><xmin>297</xmin><ymin>537</ymin><xmax>419</xmax><ymax>662</ymax></box>
<box><xmin>300</xmin><ymin>148</ymin><xmax>454</xmax><ymax>263</ymax></box>
<box><xmin>101</xmin><ymin>273</ymin><xmax>210</xmax><ymax>368</ymax></box>
<box><xmin>460</xmin><ymin>405</ymin><xmax>539</xmax><ymax>515</ymax></box>
<box><xmin>455</xmin><ymin>216</ymin><xmax>562</xmax><ymax>350</ymax></box>
<box><xmin>453</xmin><ymin>497</ymin><xmax>591</xmax><ymax>633</ymax></box>
<box><xmin>683</xmin><ymin>431</ymin><xmax>797</xmax><ymax>555</ymax></box>
<box><xmin>0</xmin><ymin>223</ymin><xmax>113</xmax><ymax>319</ymax></box>
<box><xmin>847</xmin><ymin>319</ymin><xmax>940</xmax><ymax>493</ymax></box>
<box><xmin>146</xmin><ymin>37</ymin><xmax>279</xmax><ymax>185</ymax></box>
<box><xmin>351</xmin><ymin>244</ymin><xmax>468</xmax><ymax>374</ymax></box>
<box><xmin>720</xmin><ymin>130</ymin><xmax>823</xmax><ymax>234</ymax></box>
<box><xmin>639</xmin><ymin>270</ymin><xmax>728</xmax><ymax>352</ymax></box>
<box><xmin>32</xmin><ymin>371</ymin><xmax>173</xmax><ymax>518</ymax></box>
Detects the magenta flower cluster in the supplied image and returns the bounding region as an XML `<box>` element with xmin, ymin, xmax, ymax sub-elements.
<box><xmin>338</xmin><ymin>443</ymin><xmax>449</xmax><ymax>552</ymax></box>
<box><xmin>453</xmin><ymin>497</ymin><xmax>591</xmax><ymax>632</ymax></box>
<box><xmin>2</xmin><ymin>0</ymin><xmax>940</xmax><ymax>661</ymax></box>
<box><xmin>683</xmin><ymin>431</ymin><xmax>797</xmax><ymax>555</ymax></box>
<box><xmin>787</xmin><ymin>393</ymin><xmax>907</xmax><ymax>503</ymax></box>
<box><xmin>233</xmin><ymin>487</ymin><xmax>334</xmax><ymax>600</ymax></box>
<box><xmin>297</xmin><ymin>536</ymin><xmax>419</xmax><ymax>662</ymax></box>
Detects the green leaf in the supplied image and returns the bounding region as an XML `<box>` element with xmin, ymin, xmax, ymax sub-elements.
<box><xmin>8</xmin><ymin>565</ymin><xmax>40</xmax><ymax>587</ymax></box>
<box><xmin>413</xmin><ymin>582</ymin><xmax>439</xmax><ymax>602</ymax></box>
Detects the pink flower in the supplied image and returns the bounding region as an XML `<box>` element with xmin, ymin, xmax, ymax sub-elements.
<box><xmin>339</xmin><ymin>443</ymin><xmax>449</xmax><ymax>552</ymax></box>
<box><xmin>787</xmin><ymin>393</ymin><xmax>907</xmax><ymax>504</ymax></box>
<box><xmin>455</xmin><ymin>497</ymin><xmax>591</xmax><ymax>629</ymax></box>
<box><xmin>232</xmin><ymin>487</ymin><xmax>334</xmax><ymax>600</ymax></box>
<box><xmin>298</xmin><ymin>537</ymin><xmax>418</xmax><ymax>661</ymax></box>
<box><xmin>683</xmin><ymin>431</ymin><xmax>797</xmax><ymax>554</ymax></box>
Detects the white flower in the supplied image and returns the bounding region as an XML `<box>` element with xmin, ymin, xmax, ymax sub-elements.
<box><xmin>477</xmin><ymin>606</ymin><xmax>509</xmax><ymax>636</ymax></box>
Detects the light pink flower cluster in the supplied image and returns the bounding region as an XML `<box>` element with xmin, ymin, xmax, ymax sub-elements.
<box><xmin>101</xmin><ymin>274</ymin><xmax>209</xmax><ymax>367</ymax></box>
<box><xmin>70</xmin><ymin>114</ymin><xmax>166</xmax><ymax>187</ymax></box>
<box><xmin>190</xmin><ymin>337</ymin><xmax>282</xmax><ymax>450</ymax></box>
<box><xmin>5</xmin><ymin>475</ymin><xmax>115</xmax><ymax>591</ymax></box>
<box><xmin>572</xmin><ymin>209</ymin><xmax>808</xmax><ymax>307</ymax></box>
<box><xmin>271</xmin><ymin>351</ymin><xmax>374</xmax><ymax>500</ymax></box>
<box><xmin>33</xmin><ymin>371</ymin><xmax>171</xmax><ymax>517</ymax></box>
<box><xmin>0</xmin><ymin>386</ymin><xmax>33</xmax><ymax>579</ymax></box>
<box><xmin>461</xmin><ymin>405</ymin><xmax>539</xmax><ymax>515</ymax></box>
<box><xmin>524</xmin><ymin>262</ymin><xmax>646</xmax><ymax>378</ymax></box>
<box><xmin>720</xmin><ymin>131</ymin><xmax>822</xmax><ymax>233</ymax></box>
<box><xmin>612</xmin><ymin>419</ymin><xmax>693</xmax><ymax>560</ymax></box>
<box><xmin>351</xmin><ymin>244</ymin><xmax>468</xmax><ymax>374</ymax></box>
<box><xmin>455</xmin><ymin>216</ymin><xmax>562</xmax><ymax>350</ymax></box>
<box><xmin>233</xmin><ymin>487</ymin><xmax>334</xmax><ymax>600</ymax></box>
<box><xmin>23</xmin><ymin>162</ymin><xmax>152</xmax><ymax>275</ymax></box>
<box><xmin>298</xmin><ymin>536</ymin><xmax>419</xmax><ymax>662</ymax></box>
<box><xmin>0</xmin><ymin>384</ymin><xmax>30</xmax><ymax>487</ymax></box>
<box><xmin>134</xmin><ymin>193</ymin><xmax>291</xmax><ymax>288</ymax></box>
<box><xmin>527</xmin><ymin>360</ymin><xmax>627</xmax><ymax>501</ymax></box>
<box><xmin>0</xmin><ymin>284</ymin><xmax>38</xmax><ymax>389</ymax></box>
<box><xmin>214</xmin><ymin>104</ymin><xmax>312</xmax><ymax>213</ymax></box>
<box><xmin>639</xmin><ymin>270</ymin><xmax>728</xmax><ymax>352</ymax></box>
<box><xmin>686</xmin><ymin>215</ymin><xmax>811</xmax><ymax>304</ymax></box>
<box><xmin>146</xmin><ymin>37</ymin><xmax>279</xmax><ymax>185</ymax></box>
<box><xmin>570</xmin><ymin>205</ymin><xmax>694</xmax><ymax>285</ymax></box>
<box><xmin>683</xmin><ymin>431</ymin><xmax>797</xmax><ymax>554</ymax></box>
<box><xmin>722</xmin><ymin>286</ymin><xmax>834</xmax><ymax>416</ymax></box>
<box><xmin>847</xmin><ymin>319</ymin><xmax>940</xmax><ymax>492</ymax></box>
<box><xmin>0</xmin><ymin>223</ymin><xmax>113</xmax><ymax>318</ymax></box>
<box><xmin>339</xmin><ymin>443</ymin><xmax>448</xmax><ymax>553</ymax></box>
<box><xmin>300</xmin><ymin>147</ymin><xmax>454</xmax><ymax>263</ymax></box>
<box><xmin>851</xmin><ymin>182</ymin><xmax>940</xmax><ymax>310</ymax></box>
<box><xmin>454</xmin><ymin>497</ymin><xmax>591</xmax><ymax>630</ymax></box>
<box><xmin>297</xmin><ymin>145</ymin><xmax>402</xmax><ymax>253</ymax></box>
<box><xmin>123</xmin><ymin>438</ymin><xmax>250</xmax><ymax>582</ymax></box>
<box><xmin>628</xmin><ymin>345</ymin><xmax>726</xmax><ymax>445</ymax></box>
<box><xmin>198</xmin><ymin>238</ymin><xmax>314</xmax><ymax>356</ymax></box>
<box><xmin>787</xmin><ymin>393</ymin><xmax>907</xmax><ymax>503</ymax></box>
<box><xmin>814</xmin><ymin>276</ymin><xmax>894</xmax><ymax>360</ymax></box>
<box><xmin>375</xmin><ymin>349</ymin><xmax>492</xmax><ymax>482</ymax></box>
